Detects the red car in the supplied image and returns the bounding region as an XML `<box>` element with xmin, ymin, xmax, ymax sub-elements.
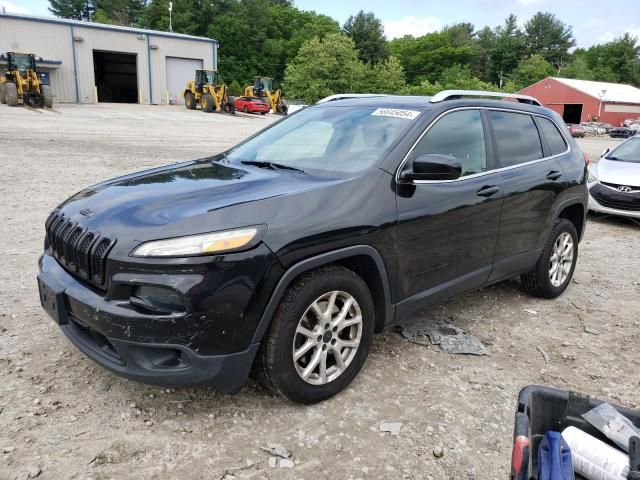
<box><xmin>234</xmin><ymin>97</ymin><xmax>270</xmax><ymax>114</ymax></box>
<box><xmin>566</xmin><ymin>124</ymin><xmax>586</xmax><ymax>138</ymax></box>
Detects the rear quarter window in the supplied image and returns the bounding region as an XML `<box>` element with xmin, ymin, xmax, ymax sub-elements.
<box><xmin>489</xmin><ymin>111</ymin><xmax>543</xmax><ymax>167</ymax></box>
<box><xmin>538</xmin><ymin>117</ymin><xmax>568</xmax><ymax>156</ymax></box>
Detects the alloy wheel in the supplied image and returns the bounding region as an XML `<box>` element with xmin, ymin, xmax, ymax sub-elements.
<box><xmin>292</xmin><ymin>291</ymin><xmax>363</xmax><ymax>385</ymax></box>
<box><xmin>549</xmin><ymin>232</ymin><xmax>574</xmax><ymax>287</ymax></box>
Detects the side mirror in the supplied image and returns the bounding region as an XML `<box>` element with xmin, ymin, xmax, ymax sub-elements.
<box><xmin>601</xmin><ymin>148</ymin><xmax>609</xmax><ymax>158</ymax></box>
<box><xmin>401</xmin><ymin>154</ymin><xmax>462</xmax><ymax>181</ymax></box>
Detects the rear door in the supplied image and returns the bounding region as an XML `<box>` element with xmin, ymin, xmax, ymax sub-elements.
<box><xmin>488</xmin><ymin>110</ymin><xmax>568</xmax><ymax>280</ymax></box>
<box><xmin>394</xmin><ymin>109</ymin><xmax>504</xmax><ymax>316</ymax></box>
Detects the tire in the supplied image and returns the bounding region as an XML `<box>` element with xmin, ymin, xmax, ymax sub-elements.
<box><xmin>6</xmin><ymin>83</ymin><xmax>18</xmax><ymax>106</ymax></box>
<box><xmin>41</xmin><ymin>85</ymin><xmax>53</xmax><ymax>108</ymax></box>
<box><xmin>259</xmin><ymin>265</ymin><xmax>375</xmax><ymax>404</ymax></box>
<box><xmin>184</xmin><ymin>92</ymin><xmax>196</xmax><ymax>110</ymax></box>
<box><xmin>0</xmin><ymin>83</ymin><xmax>6</xmax><ymax>104</ymax></box>
<box><xmin>260</xmin><ymin>112</ymin><xmax>266</xmax><ymax>115</ymax></box>
<box><xmin>521</xmin><ymin>218</ymin><xmax>578</xmax><ymax>299</ymax></box>
<box><xmin>201</xmin><ymin>94</ymin><xmax>214</xmax><ymax>113</ymax></box>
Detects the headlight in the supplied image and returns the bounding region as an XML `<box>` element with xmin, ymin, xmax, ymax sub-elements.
<box><xmin>132</xmin><ymin>227</ymin><xmax>260</xmax><ymax>257</ymax></box>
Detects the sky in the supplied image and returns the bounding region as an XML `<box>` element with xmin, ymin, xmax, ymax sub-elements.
<box><xmin>1</xmin><ymin>0</ymin><xmax>639</xmax><ymax>48</ymax></box>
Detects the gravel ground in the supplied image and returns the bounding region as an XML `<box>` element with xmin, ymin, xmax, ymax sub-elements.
<box><xmin>1</xmin><ymin>103</ymin><xmax>638</xmax><ymax>480</ymax></box>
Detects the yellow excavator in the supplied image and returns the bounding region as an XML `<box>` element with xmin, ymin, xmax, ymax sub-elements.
<box><xmin>244</xmin><ymin>76</ymin><xmax>287</xmax><ymax>114</ymax></box>
<box><xmin>183</xmin><ymin>69</ymin><xmax>234</xmax><ymax>113</ymax></box>
<box><xmin>0</xmin><ymin>52</ymin><xmax>53</xmax><ymax>108</ymax></box>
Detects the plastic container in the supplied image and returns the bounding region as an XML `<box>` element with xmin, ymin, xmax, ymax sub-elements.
<box><xmin>511</xmin><ymin>385</ymin><xmax>640</xmax><ymax>480</ymax></box>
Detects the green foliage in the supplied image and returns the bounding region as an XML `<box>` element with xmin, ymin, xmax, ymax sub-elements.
<box><xmin>365</xmin><ymin>56</ymin><xmax>406</xmax><ymax>93</ymax></box>
<box><xmin>401</xmin><ymin>65</ymin><xmax>495</xmax><ymax>95</ymax></box>
<box><xmin>524</xmin><ymin>12</ymin><xmax>576</xmax><ymax>69</ymax></box>
<box><xmin>48</xmin><ymin>0</ymin><xmax>93</xmax><ymax>20</ymax></box>
<box><xmin>284</xmin><ymin>33</ymin><xmax>367</xmax><ymax>103</ymax></box>
<box><xmin>575</xmin><ymin>34</ymin><xmax>640</xmax><ymax>85</ymax></box>
<box><xmin>227</xmin><ymin>80</ymin><xmax>243</xmax><ymax>97</ymax></box>
<box><xmin>93</xmin><ymin>0</ymin><xmax>145</xmax><ymax>26</ymax></box>
<box><xmin>505</xmin><ymin>54</ymin><xmax>555</xmax><ymax>91</ymax></box>
<box><xmin>389</xmin><ymin>31</ymin><xmax>474</xmax><ymax>84</ymax></box>
<box><xmin>343</xmin><ymin>10</ymin><xmax>389</xmax><ymax>64</ymax></box>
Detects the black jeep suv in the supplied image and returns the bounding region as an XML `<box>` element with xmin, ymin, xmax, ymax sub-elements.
<box><xmin>37</xmin><ymin>91</ymin><xmax>588</xmax><ymax>403</ymax></box>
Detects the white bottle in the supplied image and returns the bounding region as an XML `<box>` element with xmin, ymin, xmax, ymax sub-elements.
<box><xmin>562</xmin><ymin>426</ymin><xmax>630</xmax><ymax>480</ymax></box>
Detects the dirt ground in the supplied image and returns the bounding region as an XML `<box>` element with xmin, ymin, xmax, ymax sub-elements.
<box><xmin>1</xmin><ymin>103</ymin><xmax>638</xmax><ymax>480</ymax></box>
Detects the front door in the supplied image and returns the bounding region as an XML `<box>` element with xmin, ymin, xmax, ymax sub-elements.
<box><xmin>395</xmin><ymin>109</ymin><xmax>503</xmax><ymax>317</ymax></box>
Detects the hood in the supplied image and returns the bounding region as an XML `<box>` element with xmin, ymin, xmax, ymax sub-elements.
<box><xmin>55</xmin><ymin>159</ymin><xmax>345</xmax><ymax>243</ymax></box>
<box><xmin>593</xmin><ymin>158</ymin><xmax>640</xmax><ymax>187</ymax></box>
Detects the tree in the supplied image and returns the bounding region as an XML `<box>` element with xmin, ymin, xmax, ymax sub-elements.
<box><xmin>524</xmin><ymin>12</ymin><xmax>576</xmax><ymax>69</ymax></box>
<box><xmin>284</xmin><ymin>33</ymin><xmax>366</xmax><ymax>103</ymax></box>
<box><xmin>505</xmin><ymin>54</ymin><xmax>555</xmax><ymax>91</ymax></box>
<box><xmin>474</xmin><ymin>26</ymin><xmax>497</xmax><ymax>82</ymax></box>
<box><xmin>389</xmin><ymin>31</ymin><xmax>474</xmax><ymax>84</ymax></box>
<box><xmin>365</xmin><ymin>56</ymin><xmax>406</xmax><ymax>93</ymax></box>
<box><xmin>401</xmin><ymin>64</ymin><xmax>494</xmax><ymax>96</ymax></box>
<box><xmin>94</xmin><ymin>0</ymin><xmax>145</xmax><ymax>26</ymax></box>
<box><xmin>48</xmin><ymin>0</ymin><xmax>94</xmax><ymax>20</ymax></box>
<box><xmin>343</xmin><ymin>10</ymin><xmax>389</xmax><ymax>64</ymax></box>
<box><xmin>561</xmin><ymin>55</ymin><xmax>595</xmax><ymax>80</ymax></box>
<box><xmin>490</xmin><ymin>14</ymin><xmax>527</xmax><ymax>85</ymax></box>
<box><xmin>576</xmin><ymin>34</ymin><xmax>640</xmax><ymax>86</ymax></box>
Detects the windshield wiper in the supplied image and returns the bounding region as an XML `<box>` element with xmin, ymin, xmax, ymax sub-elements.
<box><xmin>241</xmin><ymin>160</ymin><xmax>306</xmax><ymax>174</ymax></box>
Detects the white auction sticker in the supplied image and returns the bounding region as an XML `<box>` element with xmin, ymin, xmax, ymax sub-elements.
<box><xmin>371</xmin><ymin>108</ymin><xmax>421</xmax><ymax>120</ymax></box>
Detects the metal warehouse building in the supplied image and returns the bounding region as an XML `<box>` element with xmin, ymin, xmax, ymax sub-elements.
<box><xmin>519</xmin><ymin>77</ymin><xmax>640</xmax><ymax>126</ymax></box>
<box><xmin>0</xmin><ymin>12</ymin><xmax>217</xmax><ymax>105</ymax></box>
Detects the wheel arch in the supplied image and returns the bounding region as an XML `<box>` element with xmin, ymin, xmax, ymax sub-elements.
<box><xmin>554</xmin><ymin>198</ymin><xmax>586</xmax><ymax>241</ymax></box>
<box><xmin>250</xmin><ymin>245</ymin><xmax>393</xmax><ymax>345</ymax></box>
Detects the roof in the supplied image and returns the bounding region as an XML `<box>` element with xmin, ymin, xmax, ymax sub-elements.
<box><xmin>552</xmin><ymin>77</ymin><xmax>640</xmax><ymax>104</ymax></box>
<box><xmin>0</xmin><ymin>12</ymin><xmax>217</xmax><ymax>44</ymax></box>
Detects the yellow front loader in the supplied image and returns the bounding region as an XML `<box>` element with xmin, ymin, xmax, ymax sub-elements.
<box><xmin>243</xmin><ymin>76</ymin><xmax>288</xmax><ymax>114</ymax></box>
<box><xmin>0</xmin><ymin>52</ymin><xmax>53</xmax><ymax>108</ymax></box>
<box><xmin>183</xmin><ymin>70</ymin><xmax>234</xmax><ymax>113</ymax></box>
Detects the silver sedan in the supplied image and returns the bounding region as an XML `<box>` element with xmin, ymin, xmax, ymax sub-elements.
<box><xmin>588</xmin><ymin>136</ymin><xmax>640</xmax><ymax>219</ymax></box>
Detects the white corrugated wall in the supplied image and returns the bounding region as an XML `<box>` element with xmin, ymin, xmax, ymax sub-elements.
<box><xmin>0</xmin><ymin>14</ymin><xmax>217</xmax><ymax>105</ymax></box>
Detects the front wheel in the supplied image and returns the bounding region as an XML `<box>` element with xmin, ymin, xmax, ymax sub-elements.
<box><xmin>259</xmin><ymin>265</ymin><xmax>375</xmax><ymax>404</ymax></box>
<box><xmin>521</xmin><ymin>218</ymin><xmax>578</xmax><ymax>298</ymax></box>
<box><xmin>184</xmin><ymin>91</ymin><xmax>196</xmax><ymax>110</ymax></box>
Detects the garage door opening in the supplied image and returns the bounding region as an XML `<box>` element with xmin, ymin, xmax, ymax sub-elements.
<box><xmin>562</xmin><ymin>104</ymin><xmax>582</xmax><ymax>124</ymax></box>
<box><xmin>93</xmin><ymin>50</ymin><xmax>138</xmax><ymax>103</ymax></box>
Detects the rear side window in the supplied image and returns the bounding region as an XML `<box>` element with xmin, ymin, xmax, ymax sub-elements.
<box><xmin>489</xmin><ymin>111</ymin><xmax>543</xmax><ymax>167</ymax></box>
<box><xmin>538</xmin><ymin>117</ymin><xmax>568</xmax><ymax>156</ymax></box>
<box><xmin>412</xmin><ymin>109</ymin><xmax>487</xmax><ymax>177</ymax></box>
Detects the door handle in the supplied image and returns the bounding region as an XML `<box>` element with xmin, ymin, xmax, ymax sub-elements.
<box><xmin>547</xmin><ymin>170</ymin><xmax>563</xmax><ymax>181</ymax></box>
<box><xmin>477</xmin><ymin>185</ymin><xmax>500</xmax><ymax>197</ymax></box>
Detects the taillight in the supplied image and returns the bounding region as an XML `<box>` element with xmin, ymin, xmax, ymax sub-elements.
<box><xmin>583</xmin><ymin>152</ymin><xmax>590</xmax><ymax>166</ymax></box>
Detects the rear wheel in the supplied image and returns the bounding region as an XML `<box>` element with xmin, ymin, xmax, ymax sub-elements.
<box><xmin>521</xmin><ymin>218</ymin><xmax>578</xmax><ymax>298</ymax></box>
<box><xmin>201</xmin><ymin>94</ymin><xmax>214</xmax><ymax>113</ymax></box>
<box><xmin>41</xmin><ymin>85</ymin><xmax>53</xmax><ymax>108</ymax></box>
<box><xmin>259</xmin><ymin>265</ymin><xmax>375</xmax><ymax>404</ymax></box>
<box><xmin>5</xmin><ymin>83</ymin><xmax>18</xmax><ymax>106</ymax></box>
<box><xmin>184</xmin><ymin>91</ymin><xmax>196</xmax><ymax>110</ymax></box>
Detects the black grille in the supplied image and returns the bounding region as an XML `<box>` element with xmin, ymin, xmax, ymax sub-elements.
<box><xmin>591</xmin><ymin>187</ymin><xmax>640</xmax><ymax>212</ymax></box>
<box><xmin>45</xmin><ymin>212</ymin><xmax>116</xmax><ymax>289</ymax></box>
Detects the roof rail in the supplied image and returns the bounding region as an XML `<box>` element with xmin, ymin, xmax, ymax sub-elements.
<box><xmin>430</xmin><ymin>90</ymin><xmax>542</xmax><ymax>106</ymax></box>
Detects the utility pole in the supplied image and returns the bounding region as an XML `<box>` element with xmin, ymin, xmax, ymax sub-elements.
<box><xmin>168</xmin><ymin>2</ymin><xmax>173</xmax><ymax>33</ymax></box>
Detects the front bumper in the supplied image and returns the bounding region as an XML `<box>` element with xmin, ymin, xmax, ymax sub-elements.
<box><xmin>37</xmin><ymin>246</ymin><xmax>280</xmax><ymax>391</ymax></box>
<box><xmin>588</xmin><ymin>190</ymin><xmax>640</xmax><ymax>219</ymax></box>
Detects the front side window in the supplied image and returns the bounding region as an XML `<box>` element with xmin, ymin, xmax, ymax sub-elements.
<box><xmin>489</xmin><ymin>111</ymin><xmax>543</xmax><ymax>167</ymax></box>
<box><xmin>411</xmin><ymin>109</ymin><xmax>487</xmax><ymax>177</ymax></box>
<box><xmin>538</xmin><ymin>117</ymin><xmax>568</xmax><ymax>156</ymax></box>
<box><xmin>227</xmin><ymin>106</ymin><xmax>420</xmax><ymax>175</ymax></box>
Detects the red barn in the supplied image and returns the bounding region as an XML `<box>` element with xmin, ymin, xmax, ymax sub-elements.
<box><xmin>519</xmin><ymin>77</ymin><xmax>640</xmax><ymax>126</ymax></box>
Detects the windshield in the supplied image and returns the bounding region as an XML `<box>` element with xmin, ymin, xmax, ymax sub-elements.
<box><xmin>606</xmin><ymin>138</ymin><xmax>640</xmax><ymax>163</ymax></box>
<box><xmin>10</xmin><ymin>54</ymin><xmax>35</xmax><ymax>72</ymax></box>
<box><xmin>226</xmin><ymin>105</ymin><xmax>421</xmax><ymax>175</ymax></box>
